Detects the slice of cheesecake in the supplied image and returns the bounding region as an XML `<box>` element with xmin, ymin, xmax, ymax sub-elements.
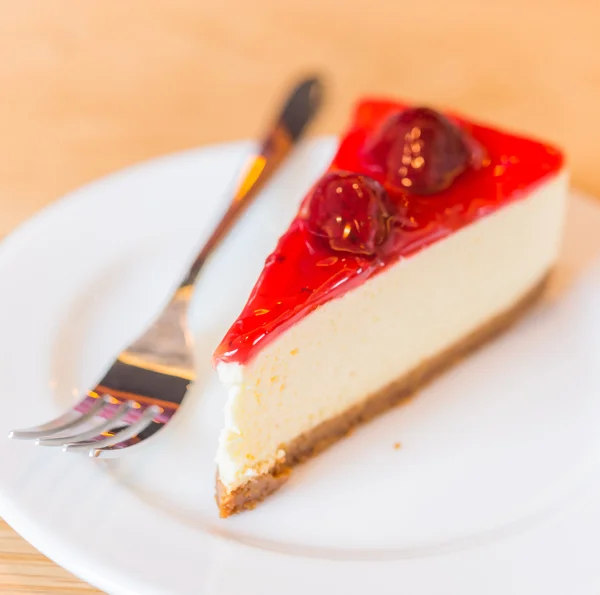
<box><xmin>212</xmin><ymin>98</ymin><xmax>567</xmax><ymax>517</ymax></box>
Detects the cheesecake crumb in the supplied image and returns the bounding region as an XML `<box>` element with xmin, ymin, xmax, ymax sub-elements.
<box><xmin>270</xmin><ymin>375</ymin><xmax>279</xmax><ymax>383</ymax></box>
<box><xmin>394</xmin><ymin>442</ymin><xmax>402</xmax><ymax>450</ymax></box>
<box><xmin>290</xmin><ymin>348</ymin><xmax>299</xmax><ymax>355</ymax></box>
<box><xmin>276</xmin><ymin>449</ymin><xmax>286</xmax><ymax>462</ymax></box>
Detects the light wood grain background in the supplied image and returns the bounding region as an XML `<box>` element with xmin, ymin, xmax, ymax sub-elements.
<box><xmin>1</xmin><ymin>0</ymin><xmax>599</xmax><ymax>592</ymax></box>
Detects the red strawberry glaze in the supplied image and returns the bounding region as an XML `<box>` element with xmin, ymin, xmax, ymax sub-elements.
<box><xmin>213</xmin><ymin>99</ymin><xmax>564</xmax><ymax>366</ymax></box>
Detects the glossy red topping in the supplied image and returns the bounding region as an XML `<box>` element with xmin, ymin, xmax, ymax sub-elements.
<box><xmin>300</xmin><ymin>171</ymin><xmax>395</xmax><ymax>257</ymax></box>
<box><xmin>213</xmin><ymin>99</ymin><xmax>564</xmax><ymax>366</ymax></box>
<box><xmin>361</xmin><ymin>107</ymin><xmax>485</xmax><ymax>194</ymax></box>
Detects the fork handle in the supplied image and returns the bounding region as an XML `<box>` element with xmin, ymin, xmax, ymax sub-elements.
<box><xmin>178</xmin><ymin>75</ymin><xmax>325</xmax><ymax>290</ymax></box>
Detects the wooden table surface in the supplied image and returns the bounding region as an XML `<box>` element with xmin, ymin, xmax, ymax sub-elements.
<box><xmin>1</xmin><ymin>0</ymin><xmax>599</xmax><ymax>592</ymax></box>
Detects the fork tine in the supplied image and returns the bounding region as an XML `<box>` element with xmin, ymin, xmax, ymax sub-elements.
<box><xmin>34</xmin><ymin>401</ymin><xmax>135</xmax><ymax>447</ymax></box>
<box><xmin>8</xmin><ymin>395</ymin><xmax>109</xmax><ymax>440</ymax></box>
<box><xmin>62</xmin><ymin>405</ymin><xmax>162</xmax><ymax>453</ymax></box>
<box><xmin>90</xmin><ymin>419</ymin><xmax>164</xmax><ymax>458</ymax></box>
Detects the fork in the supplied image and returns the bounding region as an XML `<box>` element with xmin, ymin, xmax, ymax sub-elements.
<box><xmin>8</xmin><ymin>75</ymin><xmax>324</xmax><ymax>457</ymax></box>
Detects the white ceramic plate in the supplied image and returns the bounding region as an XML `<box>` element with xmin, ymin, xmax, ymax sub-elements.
<box><xmin>1</xmin><ymin>138</ymin><xmax>600</xmax><ymax>595</ymax></box>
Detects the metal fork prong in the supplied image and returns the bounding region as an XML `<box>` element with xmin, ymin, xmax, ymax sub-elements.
<box><xmin>34</xmin><ymin>401</ymin><xmax>134</xmax><ymax>447</ymax></box>
<box><xmin>91</xmin><ymin>433</ymin><xmax>153</xmax><ymax>458</ymax></box>
<box><xmin>62</xmin><ymin>405</ymin><xmax>162</xmax><ymax>453</ymax></box>
<box><xmin>8</xmin><ymin>395</ymin><xmax>110</xmax><ymax>440</ymax></box>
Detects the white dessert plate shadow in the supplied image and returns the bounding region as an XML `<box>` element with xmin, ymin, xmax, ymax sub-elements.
<box><xmin>1</xmin><ymin>138</ymin><xmax>600</xmax><ymax>595</ymax></box>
